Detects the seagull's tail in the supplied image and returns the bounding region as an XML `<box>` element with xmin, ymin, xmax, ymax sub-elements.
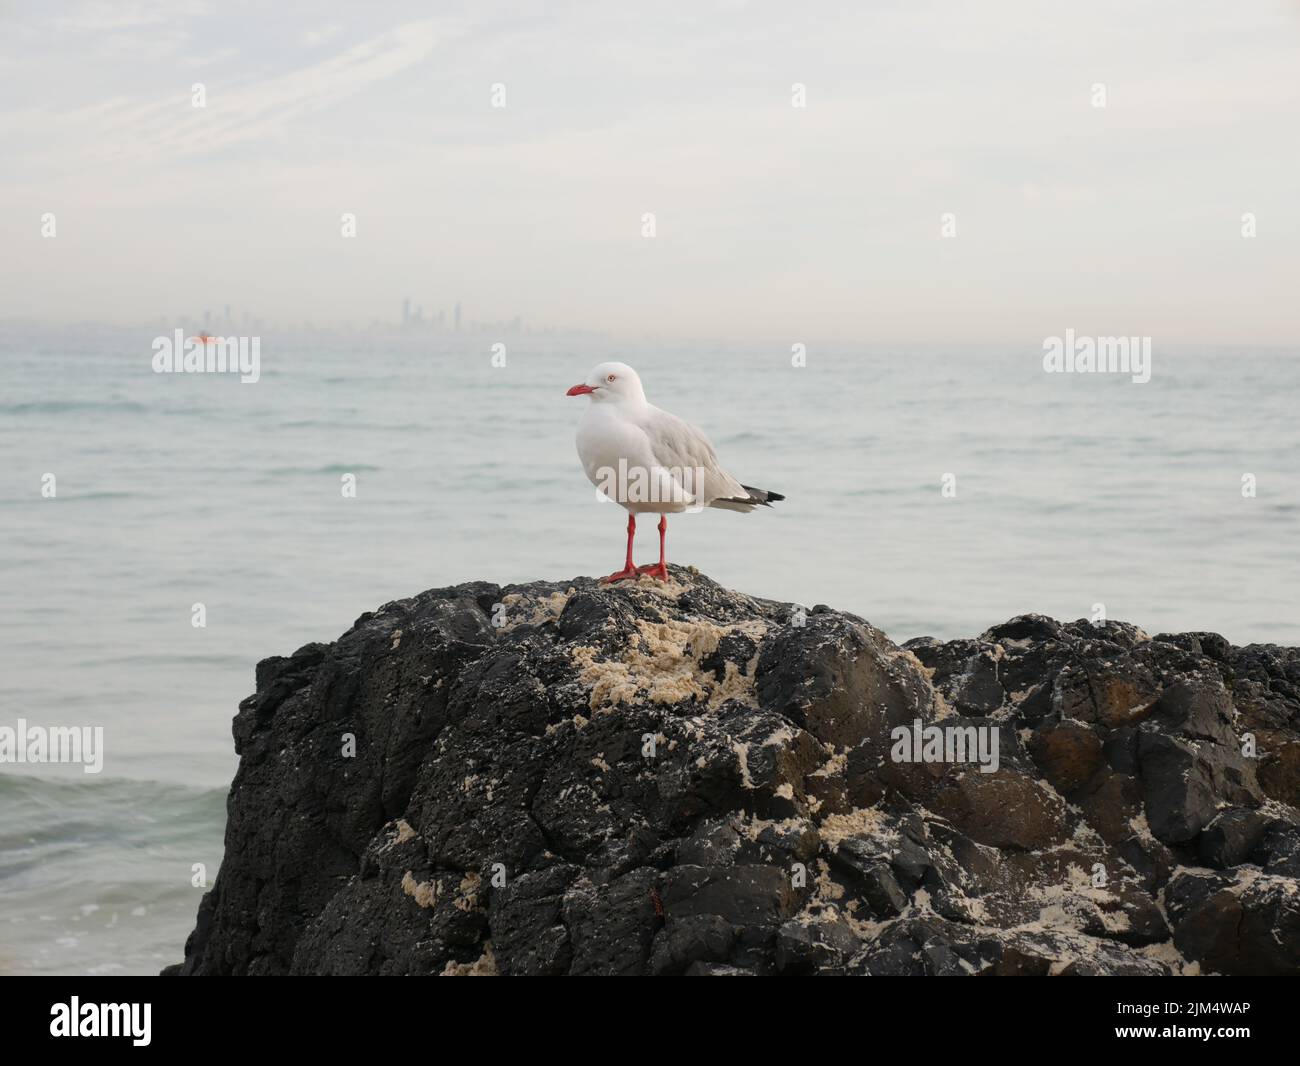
<box><xmin>709</xmin><ymin>484</ymin><xmax>785</xmax><ymax>512</ymax></box>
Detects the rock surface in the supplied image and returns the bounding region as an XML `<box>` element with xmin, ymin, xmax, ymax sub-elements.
<box><xmin>167</xmin><ymin>569</ymin><xmax>1300</xmax><ymax>976</ymax></box>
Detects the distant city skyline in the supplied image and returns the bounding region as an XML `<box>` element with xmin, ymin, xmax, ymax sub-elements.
<box><xmin>159</xmin><ymin>298</ymin><xmax>537</xmax><ymax>335</ymax></box>
<box><xmin>2</xmin><ymin>2</ymin><xmax>1299</xmax><ymax>345</ymax></box>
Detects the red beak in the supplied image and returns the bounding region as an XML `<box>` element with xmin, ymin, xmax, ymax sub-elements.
<box><xmin>566</xmin><ymin>384</ymin><xmax>595</xmax><ymax>396</ymax></box>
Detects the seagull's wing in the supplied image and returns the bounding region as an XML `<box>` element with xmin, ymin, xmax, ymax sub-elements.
<box><xmin>639</xmin><ymin>405</ymin><xmax>750</xmax><ymax>508</ymax></box>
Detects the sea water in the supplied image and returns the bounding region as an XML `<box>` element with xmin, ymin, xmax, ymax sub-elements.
<box><xmin>2</xmin><ymin>325</ymin><xmax>1297</xmax><ymax>973</ymax></box>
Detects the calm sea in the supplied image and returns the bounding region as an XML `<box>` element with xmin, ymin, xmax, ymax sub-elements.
<box><xmin>2</xmin><ymin>326</ymin><xmax>1297</xmax><ymax>973</ymax></box>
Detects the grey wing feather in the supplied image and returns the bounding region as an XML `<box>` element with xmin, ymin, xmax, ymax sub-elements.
<box><xmin>642</xmin><ymin>407</ymin><xmax>748</xmax><ymax>506</ymax></box>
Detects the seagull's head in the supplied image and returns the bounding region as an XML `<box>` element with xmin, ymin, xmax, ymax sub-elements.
<box><xmin>566</xmin><ymin>362</ymin><xmax>645</xmax><ymax>404</ymax></box>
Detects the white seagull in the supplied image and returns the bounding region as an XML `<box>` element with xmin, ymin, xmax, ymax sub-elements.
<box><xmin>566</xmin><ymin>361</ymin><xmax>784</xmax><ymax>582</ymax></box>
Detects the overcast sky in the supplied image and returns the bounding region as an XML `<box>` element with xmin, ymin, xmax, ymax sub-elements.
<box><xmin>2</xmin><ymin>0</ymin><xmax>1298</xmax><ymax>344</ymax></box>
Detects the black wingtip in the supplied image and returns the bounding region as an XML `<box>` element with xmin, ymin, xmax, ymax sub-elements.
<box><xmin>740</xmin><ymin>484</ymin><xmax>784</xmax><ymax>506</ymax></box>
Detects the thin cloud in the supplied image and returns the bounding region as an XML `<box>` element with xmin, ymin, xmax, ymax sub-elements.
<box><xmin>303</xmin><ymin>24</ymin><xmax>345</xmax><ymax>48</ymax></box>
<box><xmin>52</xmin><ymin>0</ymin><xmax>210</xmax><ymax>32</ymax></box>
<box><xmin>76</xmin><ymin>20</ymin><xmax>441</xmax><ymax>164</ymax></box>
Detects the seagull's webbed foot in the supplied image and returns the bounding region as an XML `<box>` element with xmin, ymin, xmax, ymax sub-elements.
<box><xmin>601</xmin><ymin>565</ymin><xmax>641</xmax><ymax>583</ymax></box>
<box><xmin>635</xmin><ymin>562</ymin><xmax>670</xmax><ymax>582</ymax></box>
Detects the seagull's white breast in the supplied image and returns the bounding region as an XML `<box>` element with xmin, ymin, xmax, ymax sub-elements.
<box><xmin>575</xmin><ymin>404</ymin><xmax>693</xmax><ymax>513</ymax></box>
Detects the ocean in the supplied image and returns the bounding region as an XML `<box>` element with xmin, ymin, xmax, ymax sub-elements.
<box><xmin>2</xmin><ymin>326</ymin><xmax>1297</xmax><ymax>974</ymax></box>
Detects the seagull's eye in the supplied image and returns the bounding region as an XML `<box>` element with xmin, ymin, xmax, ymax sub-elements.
<box><xmin>606</xmin><ymin>374</ymin><xmax>616</xmax><ymax>382</ymax></box>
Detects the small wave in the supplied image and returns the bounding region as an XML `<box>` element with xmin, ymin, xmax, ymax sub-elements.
<box><xmin>0</xmin><ymin>773</ymin><xmax>226</xmax><ymax>856</ymax></box>
<box><xmin>0</xmin><ymin>773</ymin><xmax>226</xmax><ymax>977</ymax></box>
<box><xmin>267</xmin><ymin>463</ymin><xmax>381</xmax><ymax>475</ymax></box>
<box><xmin>0</xmin><ymin>401</ymin><xmax>148</xmax><ymax>415</ymax></box>
<box><xmin>277</xmin><ymin>420</ymin><xmax>425</xmax><ymax>431</ymax></box>
<box><xmin>0</xmin><ymin>491</ymin><xmax>141</xmax><ymax>505</ymax></box>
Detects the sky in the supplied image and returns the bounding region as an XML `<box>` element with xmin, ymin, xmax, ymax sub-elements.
<box><xmin>2</xmin><ymin>0</ymin><xmax>1298</xmax><ymax>344</ymax></box>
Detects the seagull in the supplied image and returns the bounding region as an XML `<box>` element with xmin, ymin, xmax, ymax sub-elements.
<box><xmin>566</xmin><ymin>361</ymin><xmax>784</xmax><ymax>582</ymax></box>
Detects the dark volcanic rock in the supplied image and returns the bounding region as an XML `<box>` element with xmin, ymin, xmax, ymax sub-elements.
<box><xmin>1197</xmin><ymin>808</ymin><xmax>1274</xmax><ymax>869</ymax></box>
<box><xmin>1166</xmin><ymin>868</ymin><xmax>1300</xmax><ymax>975</ymax></box>
<box><xmin>170</xmin><ymin>570</ymin><xmax>1300</xmax><ymax>976</ymax></box>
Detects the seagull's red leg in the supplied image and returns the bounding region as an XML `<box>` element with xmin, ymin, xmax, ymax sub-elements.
<box><xmin>601</xmin><ymin>513</ymin><xmax>640</xmax><ymax>583</ymax></box>
<box><xmin>637</xmin><ymin>515</ymin><xmax>669</xmax><ymax>581</ymax></box>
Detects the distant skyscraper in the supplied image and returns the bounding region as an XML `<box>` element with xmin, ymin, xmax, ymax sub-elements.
<box><xmin>402</xmin><ymin>298</ymin><xmax>411</xmax><ymax>326</ymax></box>
<box><xmin>454</xmin><ymin>302</ymin><xmax>461</xmax><ymax>331</ymax></box>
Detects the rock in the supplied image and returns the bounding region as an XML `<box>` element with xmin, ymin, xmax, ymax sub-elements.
<box><xmin>649</xmin><ymin>914</ymin><xmax>736</xmax><ymax>975</ymax></box>
<box><xmin>684</xmin><ymin>962</ymin><xmax>755</xmax><ymax>976</ymax></box>
<box><xmin>1166</xmin><ymin>868</ymin><xmax>1300</xmax><ymax>975</ymax></box>
<box><xmin>562</xmin><ymin>868</ymin><xmax>659</xmax><ymax>975</ymax></box>
<box><xmin>903</xmin><ymin>637</ymin><xmax>1004</xmax><ymax>716</ymax></box>
<box><xmin>755</xmin><ymin>613</ymin><xmax>935</xmax><ymax>748</ymax></box>
<box><xmin>1029</xmin><ymin>720</ymin><xmax>1105</xmax><ymax>794</ymax></box>
<box><xmin>828</xmin><ymin>839</ymin><xmax>909</xmax><ymax>916</ymax></box>
<box><xmin>774</xmin><ymin>916</ymin><xmax>858</xmax><ymax>974</ymax></box>
<box><xmin>168</xmin><ymin>569</ymin><xmax>1300</xmax><ymax>976</ymax></box>
<box><xmin>1154</xmin><ymin>678</ymin><xmax>1237</xmax><ymax>745</ymax></box>
<box><xmin>1197</xmin><ymin>808</ymin><xmax>1273</xmax><ymax>869</ymax></box>
<box><xmin>660</xmin><ymin>863</ymin><xmax>803</xmax><ymax>928</ymax></box>
<box><xmin>1052</xmin><ymin>658</ymin><xmax>1160</xmax><ymax>729</ymax></box>
<box><xmin>1260</xmin><ymin>824</ymin><xmax>1300</xmax><ymax>877</ymax></box>
<box><xmin>848</xmin><ymin>916</ymin><xmax>1170</xmax><ymax>977</ymax></box>
<box><xmin>1258</xmin><ymin>741</ymin><xmax>1300</xmax><ymax>808</ymax></box>
<box><xmin>927</xmin><ymin>770</ymin><xmax>1071</xmax><ymax>851</ymax></box>
<box><xmin>1138</xmin><ymin>728</ymin><xmax>1261</xmax><ymax>845</ymax></box>
<box><xmin>487</xmin><ymin>865</ymin><xmax>577</xmax><ymax>976</ymax></box>
<box><xmin>1137</xmin><ymin>733</ymin><xmax>1221</xmax><ymax>845</ymax></box>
